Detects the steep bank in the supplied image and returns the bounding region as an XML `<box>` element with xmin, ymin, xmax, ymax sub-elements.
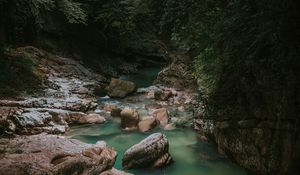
<box><xmin>213</xmin><ymin>117</ymin><xmax>299</xmax><ymax>175</ymax></box>
<box><xmin>0</xmin><ymin>46</ymin><xmax>107</xmax><ymax>136</ymax></box>
<box><xmin>0</xmin><ymin>45</ymin><xmax>172</xmax><ymax>174</ymax></box>
<box><xmin>159</xmin><ymin>51</ymin><xmax>300</xmax><ymax>175</ymax></box>
<box><xmin>194</xmin><ymin>79</ymin><xmax>300</xmax><ymax>174</ymax></box>
<box><xmin>0</xmin><ymin>46</ymin><xmax>139</xmax><ymax>174</ymax></box>
<box><xmin>194</xmin><ymin>105</ymin><xmax>300</xmax><ymax>175</ymax></box>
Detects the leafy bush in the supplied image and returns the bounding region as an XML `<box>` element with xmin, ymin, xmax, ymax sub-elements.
<box><xmin>158</xmin><ymin>0</ymin><xmax>300</xmax><ymax>120</ymax></box>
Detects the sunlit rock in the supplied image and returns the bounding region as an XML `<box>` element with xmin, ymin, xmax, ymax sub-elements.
<box><xmin>138</xmin><ymin>116</ymin><xmax>160</xmax><ymax>132</ymax></box>
<box><xmin>150</xmin><ymin>108</ymin><xmax>169</xmax><ymax>126</ymax></box>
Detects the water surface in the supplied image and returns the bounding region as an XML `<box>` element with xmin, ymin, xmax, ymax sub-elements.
<box><xmin>120</xmin><ymin>67</ymin><xmax>161</xmax><ymax>88</ymax></box>
<box><xmin>67</xmin><ymin>122</ymin><xmax>247</xmax><ymax>175</ymax></box>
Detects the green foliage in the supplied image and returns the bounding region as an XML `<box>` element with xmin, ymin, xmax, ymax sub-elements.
<box><xmin>93</xmin><ymin>0</ymin><xmax>162</xmax><ymax>50</ymax></box>
<box><xmin>1</xmin><ymin>0</ymin><xmax>298</xmax><ymax>124</ymax></box>
<box><xmin>0</xmin><ymin>48</ymin><xmax>41</xmax><ymax>97</ymax></box>
<box><xmin>162</xmin><ymin>0</ymin><xmax>300</xmax><ymax>119</ymax></box>
<box><xmin>21</xmin><ymin>0</ymin><xmax>86</xmax><ymax>27</ymax></box>
<box><xmin>57</xmin><ymin>0</ymin><xmax>87</xmax><ymax>24</ymax></box>
<box><xmin>27</xmin><ymin>0</ymin><xmax>55</xmax><ymax>28</ymax></box>
<box><xmin>31</xmin><ymin>0</ymin><xmax>55</xmax><ymax>11</ymax></box>
<box><xmin>130</xmin><ymin>0</ymin><xmax>298</xmax><ymax>122</ymax></box>
<box><xmin>95</xmin><ymin>0</ymin><xmax>136</xmax><ymax>34</ymax></box>
<box><xmin>194</xmin><ymin>48</ymin><xmax>221</xmax><ymax>94</ymax></box>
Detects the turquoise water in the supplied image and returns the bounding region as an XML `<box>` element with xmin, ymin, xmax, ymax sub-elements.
<box><xmin>67</xmin><ymin>121</ymin><xmax>247</xmax><ymax>175</ymax></box>
<box><xmin>120</xmin><ymin>67</ymin><xmax>161</xmax><ymax>88</ymax></box>
<box><xmin>67</xmin><ymin>67</ymin><xmax>247</xmax><ymax>175</ymax></box>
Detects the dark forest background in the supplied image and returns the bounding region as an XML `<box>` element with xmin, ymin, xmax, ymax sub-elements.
<box><xmin>0</xmin><ymin>1</ymin><xmax>299</xmax><ymax>173</ymax></box>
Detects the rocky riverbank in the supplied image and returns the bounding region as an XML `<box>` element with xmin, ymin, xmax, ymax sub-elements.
<box><xmin>0</xmin><ymin>47</ymin><xmax>108</xmax><ymax>135</ymax></box>
<box><xmin>194</xmin><ymin>112</ymin><xmax>300</xmax><ymax>175</ymax></box>
<box><xmin>0</xmin><ymin>134</ymin><xmax>117</xmax><ymax>174</ymax></box>
<box><xmin>0</xmin><ymin>46</ymin><xmax>184</xmax><ymax>174</ymax></box>
<box><xmin>159</xmin><ymin>49</ymin><xmax>299</xmax><ymax>175</ymax></box>
<box><xmin>0</xmin><ymin>47</ymin><xmax>133</xmax><ymax>174</ymax></box>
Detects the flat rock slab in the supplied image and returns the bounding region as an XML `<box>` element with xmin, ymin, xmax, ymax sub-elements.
<box><xmin>0</xmin><ymin>134</ymin><xmax>116</xmax><ymax>175</ymax></box>
<box><xmin>122</xmin><ymin>133</ymin><xmax>172</xmax><ymax>169</ymax></box>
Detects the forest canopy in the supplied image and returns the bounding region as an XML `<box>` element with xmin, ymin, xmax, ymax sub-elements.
<box><xmin>0</xmin><ymin>0</ymin><xmax>299</xmax><ymax>119</ymax></box>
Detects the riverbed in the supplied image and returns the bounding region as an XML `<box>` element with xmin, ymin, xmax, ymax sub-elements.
<box><xmin>66</xmin><ymin>67</ymin><xmax>247</xmax><ymax>175</ymax></box>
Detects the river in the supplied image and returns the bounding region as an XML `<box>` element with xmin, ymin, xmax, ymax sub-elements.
<box><xmin>66</xmin><ymin>67</ymin><xmax>247</xmax><ymax>175</ymax></box>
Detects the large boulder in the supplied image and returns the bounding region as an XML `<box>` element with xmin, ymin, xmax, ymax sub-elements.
<box><xmin>106</xmin><ymin>78</ymin><xmax>136</xmax><ymax>98</ymax></box>
<box><xmin>122</xmin><ymin>133</ymin><xmax>172</xmax><ymax>169</ymax></box>
<box><xmin>120</xmin><ymin>108</ymin><xmax>139</xmax><ymax>129</ymax></box>
<box><xmin>0</xmin><ymin>134</ymin><xmax>117</xmax><ymax>175</ymax></box>
<box><xmin>138</xmin><ymin>116</ymin><xmax>160</xmax><ymax>132</ymax></box>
